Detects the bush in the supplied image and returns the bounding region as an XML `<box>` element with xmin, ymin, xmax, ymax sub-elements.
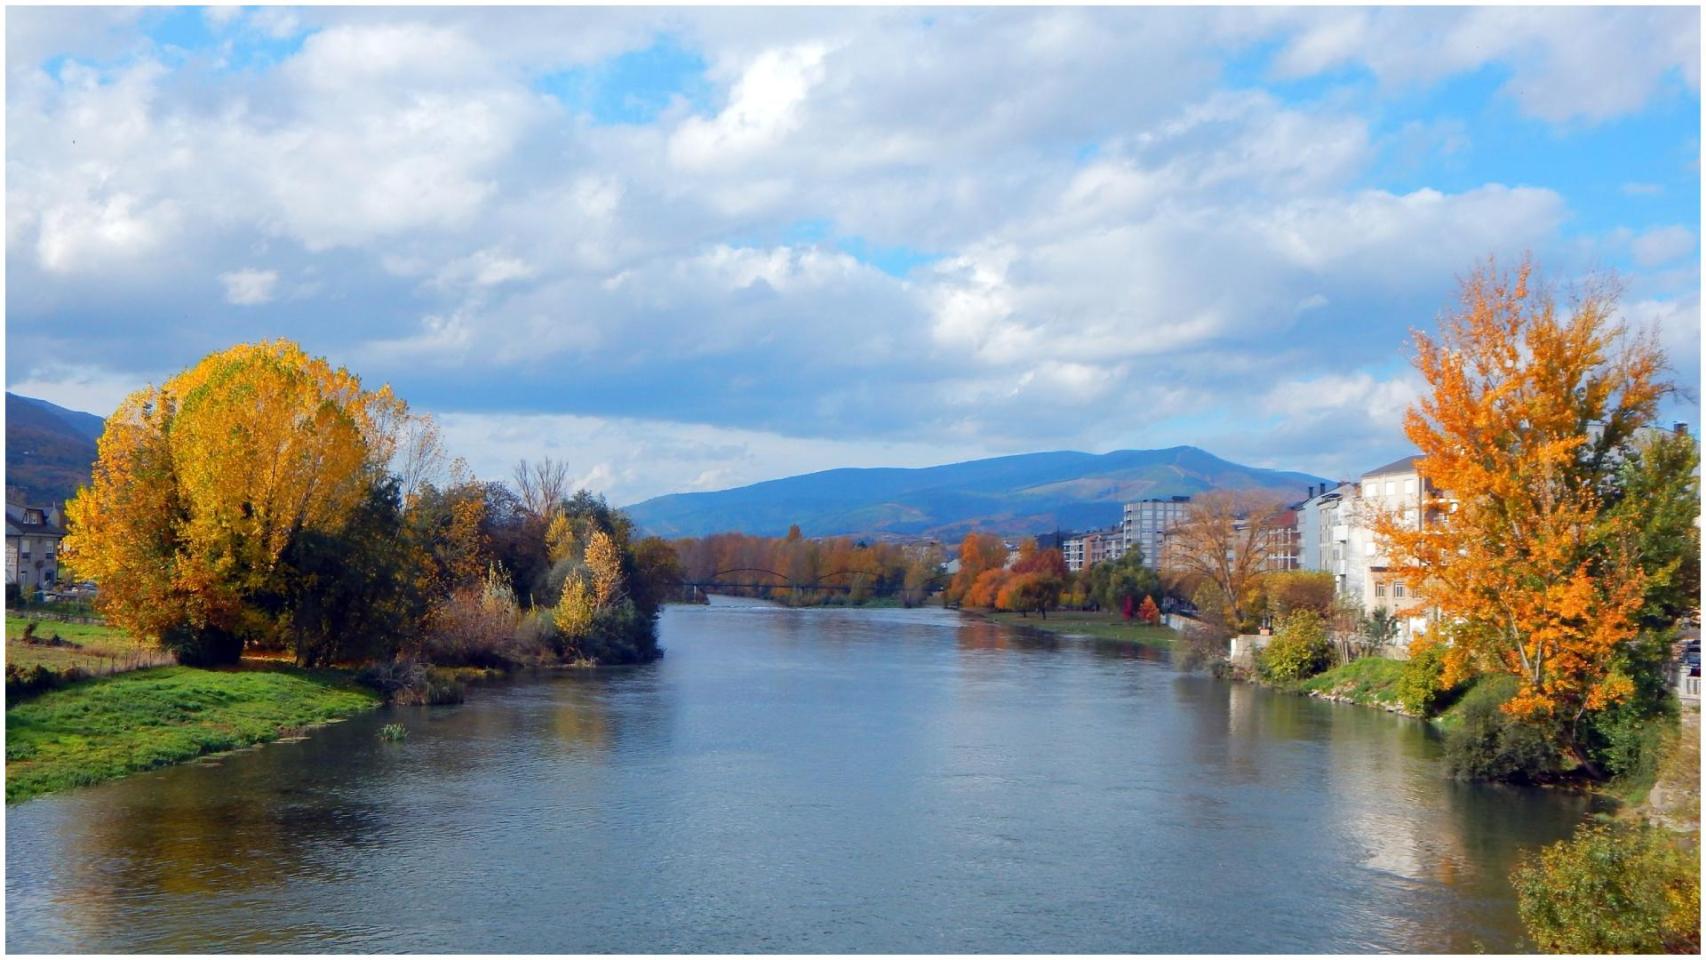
<box><xmin>1396</xmin><ymin>640</ymin><xmax>1448</xmax><ymax>716</ymax></box>
<box><xmin>1512</xmin><ymin>822</ymin><xmax>1700</xmax><ymax>954</ymax></box>
<box><xmin>1255</xmin><ymin>609</ymin><xmax>1332</xmax><ymax>684</ymax></box>
<box><xmin>1581</xmin><ymin>699</ymin><xmax>1670</xmax><ymax>785</ymax></box>
<box><xmin>1443</xmin><ymin>677</ymin><xmax>1557</xmax><ymax>782</ymax></box>
<box><xmin>355</xmin><ymin>658</ymin><xmax>463</xmax><ymax>705</ymax></box>
<box><xmin>5</xmin><ymin>663</ymin><xmax>88</xmax><ymax>703</ymax></box>
<box><xmin>425</xmin><ymin>571</ymin><xmax>522</xmax><ymax>668</ymax></box>
<box><xmin>577</xmin><ymin>599</ymin><xmax>660</xmax><ymax>665</ymax></box>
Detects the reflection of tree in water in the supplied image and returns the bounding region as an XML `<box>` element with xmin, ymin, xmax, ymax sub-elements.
<box><xmin>52</xmin><ymin>729</ymin><xmax>391</xmax><ymax>948</ymax></box>
<box><xmin>954</xmin><ymin>618</ymin><xmax>1061</xmax><ymax>654</ymax></box>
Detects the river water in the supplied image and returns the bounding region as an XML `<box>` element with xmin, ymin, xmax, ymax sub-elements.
<box><xmin>5</xmin><ymin>600</ymin><xmax>1594</xmax><ymax>953</ymax></box>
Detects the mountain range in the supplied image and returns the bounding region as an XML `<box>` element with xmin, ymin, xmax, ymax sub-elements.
<box><xmin>624</xmin><ymin>446</ymin><xmax>1331</xmax><ymax>540</ymax></box>
<box><xmin>3</xmin><ymin>392</ymin><xmax>1332</xmax><ymax>540</ymax></box>
<box><xmin>5</xmin><ymin>393</ymin><xmax>105</xmax><ymax>507</ymax></box>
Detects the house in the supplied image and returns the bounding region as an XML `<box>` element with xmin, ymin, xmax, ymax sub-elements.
<box><xmin>6</xmin><ymin>502</ymin><xmax>67</xmax><ymax>595</ymax></box>
<box><xmin>1355</xmin><ymin>455</ymin><xmax>1440</xmax><ymax>645</ymax></box>
<box><xmin>1061</xmin><ymin>529</ymin><xmax>1125</xmax><ymax>571</ymax></box>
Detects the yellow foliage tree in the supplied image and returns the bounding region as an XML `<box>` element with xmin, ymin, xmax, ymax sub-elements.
<box><xmin>545</xmin><ymin>513</ymin><xmax>579</xmax><ymax>566</ymax></box>
<box><xmin>62</xmin><ymin>340</ymin><xmax>401</xmax><ymax>661</ymax></box>
<box><xmin>554</xmin><ymin>573</ymin><xmax>595</xmax><ymax>640</ymax></box>
<box><xmin>1374</xmin><ymin>258</ymin><xmax>1666</xmax><ymax>749</ymax></box>
<box><xmin>585</xmin><ymin>529</ymin><xmax>625</xmax><ymax>608</ymax></box>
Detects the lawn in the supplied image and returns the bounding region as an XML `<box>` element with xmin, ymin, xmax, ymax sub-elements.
<box><xmin>981</xmin><ymin>609</ymin><xmax>1177</xmax><ymax>648</ymax></box>
<box><xmin>5</xmin><ymin>614</ymin><xmax>172</xmax><ymax>674</ymax></box>
<box><xmin>5</xmin><ymin>665</ymin><xmax>380</xmax><ymax>803</ymax></box>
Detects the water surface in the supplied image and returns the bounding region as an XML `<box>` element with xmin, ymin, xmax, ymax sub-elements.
<box><xmin>5</xmin><ymin>600</ymin><xmax>1592</xmax><ymax>952</ymax></box>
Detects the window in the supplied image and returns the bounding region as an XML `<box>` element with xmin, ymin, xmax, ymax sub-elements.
<box><xmin>1403</xmin><ymin>478</ymin><xmax>1417</xmax><ymax>496</ymax></box>
<box><xmin>1394</xmin><ymin>584</ymin><xmax>1405</xmax><ymax>598</ymax></box>
<box><xmin>1384</xmin><ymin>480</ymin><xmax>1397</xmax><ymax>496</ymax></box>
<box><xmin>1363</xmin><ymin>482</ymin><xmax>1377</xmax><ymax>498</ymax></box>
<box><xmin>1375</xmin><ymin>582</ymin><xmax>1387</xmax><ymax>597</ymax></box>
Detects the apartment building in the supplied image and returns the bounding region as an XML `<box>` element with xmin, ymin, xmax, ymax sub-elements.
<box><xmin>1122</xmin><ymin>496</ymin><xmax>1189</xmax><ymax>569</ymax></box>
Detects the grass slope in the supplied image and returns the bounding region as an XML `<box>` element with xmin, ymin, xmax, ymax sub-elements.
<box><xmin>1300</xmin><ymin>657</ymin><xmax>1410</xmax><ymax>712</ymax></box>
<box><xmin>981</xmin><ymin>610</ymin><xmax>1177</xmax><ymax>648</ymax></box>
<box><xmin>6</xmin><ymin>665</ymin><xmax>379</xmax><ymax>803</ymax></box>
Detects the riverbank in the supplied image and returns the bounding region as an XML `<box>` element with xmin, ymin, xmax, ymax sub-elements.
<box><xmin>974</xmin><ymin>609</ymin><xmax>1176</xmax><ymax>648</ymax></box>
<box><xmin>5</xmin><ymin>664</ymin><xmax>380</xmax><ymax>803</ymax></box>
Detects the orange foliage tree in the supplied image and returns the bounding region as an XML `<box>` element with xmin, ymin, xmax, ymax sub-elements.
<box><xmin>945</xmin><ymin>532</ymin><xmax>1009</xmax><ymax>606</ymax></box>
<box><xmin>1374</xmin><ymin>258</ymin><xmax>1668</xmax><ymax>755</ymax></box>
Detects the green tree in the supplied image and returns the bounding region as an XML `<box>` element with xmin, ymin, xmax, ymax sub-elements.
<box><xmin>1513</xmin><ymin>822</ymin><xmax>1700</xmax><ymax>954</ymax></box>
<box><xmin>1255</xmin><ymin>609</ymin><xmax>1332</xmax><ymax>683</ymax></box>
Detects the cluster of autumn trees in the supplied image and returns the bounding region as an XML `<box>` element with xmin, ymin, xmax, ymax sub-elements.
<box><xmin>670</xmin><ymin>527</ymin><xmax>943</xmax><ymax>606</ymax></box>
<box><xmin>62</xmin><ymin>341</ymin><xmax>680</xmax><ymax>677</ymax></box>
<box><xmin>942</xmin><ymin>534</ymin><xmax>1168</xmax><ymax>619</ymax></box>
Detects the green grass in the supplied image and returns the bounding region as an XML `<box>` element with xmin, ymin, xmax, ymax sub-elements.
<box><xmin>1301</xmin><ymin>657</ymin><xmax>1409</xmax><ymax>710</ymax></box>
<box><xmin>982</xmin><ymin>610</ymin><xmax>1177</xmax><ymax>648</ymax></box>
<box><xmin>5</xmin><ymin>665</ymin><xmax>379</xmax><ymax>803</ymax></box>
<box><xmin>5</xmin><ymin>614</ymin><xmax>171</xmax><ymax>674</ymax></box>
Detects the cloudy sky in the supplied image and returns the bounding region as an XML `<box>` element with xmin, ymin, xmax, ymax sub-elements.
<box><xmin>6</xmin><ymin>5</ymin><xmax>1700</xmax><ymax>504</ymax></box>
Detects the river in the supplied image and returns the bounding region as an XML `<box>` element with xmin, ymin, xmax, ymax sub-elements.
<box><xmin>5</xmin><ymin>599</ymin><xmax>1595</xmax><ymax>953</ymax></box>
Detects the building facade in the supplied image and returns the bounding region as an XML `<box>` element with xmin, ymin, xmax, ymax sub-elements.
<box><xmin>6</xmin><ymin>503</ymin><xmax>67</xmax><ymax>594</ymax></box>
<box><xmin>1122</xmin><ymin>496</ymin><xmax>1190</xmax><ymax>569</ymax></box>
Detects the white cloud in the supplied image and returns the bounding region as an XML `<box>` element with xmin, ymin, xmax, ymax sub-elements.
<box><xmin>669</xmin><ymin>43</ymin><xmax>828</xmax><ymax>169</ymax></box>
<box><xmin>1631</xmin><ymin>225</ymin><xmax>1696</xmax><ymax>267</ymax></box>
<box><xmin>219</xmin><ymin>268</ymin><xmax>278</xmax><ymax>305</ymax></box>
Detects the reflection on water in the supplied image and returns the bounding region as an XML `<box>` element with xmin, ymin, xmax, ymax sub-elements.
<box><xmin>6</xmin><ymin>600</ymin><xmax>1590</xmax><ymax>953</ymax></box>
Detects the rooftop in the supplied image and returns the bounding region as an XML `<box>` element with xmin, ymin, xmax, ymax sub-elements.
<box><xmin>1361</xmin><ymin>454</ymin><xmax>1422</xmax><ymax>479</ymax></box>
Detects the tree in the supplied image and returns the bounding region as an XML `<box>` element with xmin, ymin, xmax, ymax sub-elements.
<box><xmin>1162</xmin><ymin>490</ymin><xmax>1289</xmax><ymax>633</ymax></box>
<box><xmin>1255</xmin><ymin>609</ymin><xmax>1332</xmax><ymax>683</ymax></box>
<box><xmin>512</xmin><ymin>458</ymin><xmax>571</xmax><ymax>522</ymax></box>
<box><xmin>62</xmin><ymin>340</ymin><xmax>402</xmax><ymax>664</ymax></box>
<box><xmin>1373</xmin><ymin>258</ymin><xmax>1668</xmax><ymax>762</ymax></box>
<box><xmin>554</xmin><ymin>573</ymin><xmax>595</xmax><ymax>641</ymax></box>
<box><xmin>945</xmin><ymin>533</ymin><xmax>1008</xmax><ymax>606</ymax></box>
<box><xmin>1137</xmin><ymin>595</ymin><xmax>1161</xmax><ymax>624</ymax></box>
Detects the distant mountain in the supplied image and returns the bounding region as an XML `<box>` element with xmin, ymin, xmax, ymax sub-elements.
<box><xmin>6</xmin><ymin>393</ymin><xmax>105</xmax><ymax>506</ymax></box>
<box><xmin>624</xmin><ymin>446</ymin><xmax>1332</xmax><ymax>540</ymax></box>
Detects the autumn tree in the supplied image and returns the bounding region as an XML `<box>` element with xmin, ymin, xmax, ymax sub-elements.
<box><xmin>1374</xmin><ymin>258</ymin><xmax>1671</xmax><ymax>765</ymax></box>
<box><xmin>63</xmin><ymin>340</ymin><xmax>403</xmax><ymax>664</ymax></box>
<box><xmin>1137</xmin><ymin>595</ymin><xmax>1161</xmax><ymax>624</ymax></box>
<box><xmin>945</xmin><ymin>532</ymin><xmax>1009</xmax><ymax>606</ymax></box>
<box><xmin>1162</xmin><ymin>490</ymin><xmax>1289</xmax><ymax>633</ymax></box>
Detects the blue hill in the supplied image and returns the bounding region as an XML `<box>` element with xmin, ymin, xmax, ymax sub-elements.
<box><xmin>624</xmin><ymin>446</ymin><xmax>1331</xmax><ymax>539</ymax></box>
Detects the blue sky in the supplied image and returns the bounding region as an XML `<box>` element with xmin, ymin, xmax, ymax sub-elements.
<box><xmin>6</xmin><ymin>6</ymin><xmax>1700</xmax><ymax>504</ymax></box>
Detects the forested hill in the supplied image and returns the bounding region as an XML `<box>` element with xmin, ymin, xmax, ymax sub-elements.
<box><xmin>5</xmin><ymin>392</ymin><xmax>105</xmax><ymax>507</ymax></box>
<box><xmin>624</xmin><ymin>446</ymin><xmax>1330</xmax><ymax>539</ymax></box>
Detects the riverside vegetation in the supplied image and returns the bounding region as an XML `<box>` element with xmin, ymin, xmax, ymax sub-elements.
<box><xmin>1190</xmin><ymin>259</ymin><xmax>1700</xmax><ymax>953</ymax></box>
<box><xmin>7</xmin><ymin>339</ymin><xmax>681</xmax><ymax>800</ymax></box>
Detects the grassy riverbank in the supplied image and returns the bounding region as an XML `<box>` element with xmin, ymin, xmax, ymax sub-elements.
<box><xmin>1299</xmin><ymin>657</ymin><xmax>1411</xmax><ymax>713</ymax></box>
<box><xmin>5</xmin><ymin>665</ymin><xmax>379</xmax><ymax>803</ymax></box>
<box><xmin>978</xmin><ymin>610</ymin><xmax>1176</xmax><ymax>648</ymax></box>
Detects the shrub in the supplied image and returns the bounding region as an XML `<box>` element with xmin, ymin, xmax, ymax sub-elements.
<box><xmin>1255</xmin><ymin>609</ymin><xmax>1332</xmax><ymax>684</ymax></box>
<box><xmin>1396</xmin><ymin>640</ymin><xmax>1448</xmax><ymax>716</ymax></box>
<box><xmin>1512</xmin><ymin>822</ymin><xmax>1700</xmax><ymax>954</ymax></box>
<box><xmin>425</xmin><ymin>568</ymin><xmax>522</xmax><ymax>668</ymax></box>
<box><xmin>1443</xmin><ymin>677</ymin><xmax>1557</xmax><ymax>782</ymax></box>
<box><xmin>379</xmin><ymin>723</ymin><xmax>408</xmax><ymax>742</ymax></box>
<box><xmin>578</xmin><ymin>599</ymin><xmax>659</xmax><ymax>665</ymax></box>
<box><xmin>5</xmin><ymin>663</ymin><xmax>88</xmax><ymax>703</ymax></box>
<box><xmin>1581</xmin><ymin>699</ymin><xmax>1670</xmax><ymax>785</ymax></box>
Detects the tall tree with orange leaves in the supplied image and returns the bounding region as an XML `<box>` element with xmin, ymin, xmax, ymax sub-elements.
<box><xmin>1374</xmin><ymin>258</ymin><xmax>1670</xmax><ymax>765</ymax></box>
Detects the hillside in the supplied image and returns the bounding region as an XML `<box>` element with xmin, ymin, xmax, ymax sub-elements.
<box><xmin>624</xmin><ymin>446</ymin><xmax>1331</xmax><ymax>539</ymax></box>
<box><xmin>5</xmin><ymin>393</ymin><xmax>104</xmax><ymax>507</ymax></box>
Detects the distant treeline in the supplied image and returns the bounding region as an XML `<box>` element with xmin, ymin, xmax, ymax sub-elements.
<box><xmin>669</xmin><ymin>528</ymin><xmax>944</xmax><ymax>606</ymax></box>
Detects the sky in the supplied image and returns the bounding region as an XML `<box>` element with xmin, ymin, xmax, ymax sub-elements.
<box><xmin>5</xmin><ymin>5</ymin><xmax>1701</xmax><ymax>506</ymax></box>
